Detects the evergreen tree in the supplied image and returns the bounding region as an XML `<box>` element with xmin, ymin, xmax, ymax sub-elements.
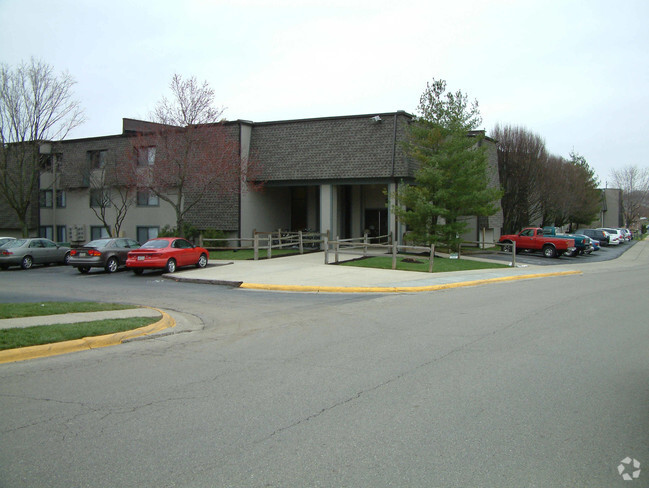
<box><xmin>396</xmin><ymin>79</ymin><xmax>501</xmax><ymax>250</ymax></box>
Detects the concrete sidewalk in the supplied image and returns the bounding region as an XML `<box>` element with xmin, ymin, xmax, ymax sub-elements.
<box><xmin>0</xmin><ymin>307</ymin><xmax>162</xmax><ymax>329</ymax></box>
<box><xmin>167</xmin><ymin>249</ymin><xmax>586</xmax><ymax>292</ymax></box>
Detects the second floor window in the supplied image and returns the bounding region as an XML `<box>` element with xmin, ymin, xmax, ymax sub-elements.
<box><xmin>56</xmin><ymin>190</ymin><xmax>66</xmax><ymax>208</ymax></box>
<box><xmin>137</xmin><ymin>189</ymin><xmax>159</xmax><ymax>206</ymax></box>
<box><xmin>39</xmin><ymin>190</ymin><xmax>53</xmax><ymax>208</ymax></box>
<box><xmin>40</xmin><ymin>190</ymin><xmax>66</xmax><ymax>208</ymax></box>
<box><xmin>90</xmin><ymin>189</ymin><xmax>111</xmax><ymax>208</ymax></box>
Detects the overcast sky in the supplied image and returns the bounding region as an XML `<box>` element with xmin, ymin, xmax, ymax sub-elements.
<box><xmin>1</xmin><ymin>0</ymin><xmax>648</xmax><ymax>184</ymax></box>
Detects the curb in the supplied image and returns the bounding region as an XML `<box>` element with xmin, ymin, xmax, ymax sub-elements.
<box><xmin>237</xmin><ymin>270</ymin><xmax>583</xmax><ymax>293</ymax></box>
<box><xmin>0</xmin><ymin>307</ymin><xmax>175</xmax><ymax>365</ymax></box>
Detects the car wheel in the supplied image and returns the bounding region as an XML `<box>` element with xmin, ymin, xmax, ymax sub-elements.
<box><xmin>63</xmin><ymin>252</ymin><xmax>71</xmax><ymax>265</ymax></box>
<box><xmin>501</xmin><ymin>241</ymin><xmax>513</xmax><ymax>253</ymax></box>
<box><xmin>105</xmin><ymin>257</ymin><xmax>118</xmax><ymax>273</ymax></box>
<box><xmin>196</xmin><ymin>253</ymin><xmax>208</xmax><ymax>268</ymax></box>
<box><xmin>78</xmin><ymin>266</ymin><xmax>90</xmax><ymax>274</ymax></box>
<box><xmin>542</xmin><ymin>245</ymin><xmax>557</xmax><ymax>258</ymax></box>
<box><xmin>133</xmin><ymin>269</ymin><xmax>144</xmax><ymax>275</ymax></box>
<box><xmin>165</xmin><ymin>259</ymin><xmax>177</xmax><ymax>273</ymax></box>
<box><xmin>21</xmin><ymin>255</ymin><xmax>33</xmax><ymax>269</ymax></box>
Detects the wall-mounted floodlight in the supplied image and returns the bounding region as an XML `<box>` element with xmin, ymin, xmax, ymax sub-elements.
<box><xmin>370</xmin><ymin>115</ymin><xmax>382</xmax><ymax>123</ymax></box>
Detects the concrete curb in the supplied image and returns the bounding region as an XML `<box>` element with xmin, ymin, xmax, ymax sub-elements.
<box><xmin>232</xmin><ymin>270</ymin><xmax>583</xmax><ymax>293</ymax></box>
<box><xmin>0</xmin><ymin>307</ymin><xmax>174</xmax><ymax>365</ymax></box>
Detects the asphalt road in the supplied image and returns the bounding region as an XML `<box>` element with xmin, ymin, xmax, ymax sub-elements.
<box><xmin>1</xmin><ymin>248</ymin><xmax>648</xmax><ymax>487</ymax></box>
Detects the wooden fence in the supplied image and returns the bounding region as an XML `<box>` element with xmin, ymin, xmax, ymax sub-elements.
<box><xmin>200</xmin><ymin>230</ymin><xmax>328</xmax><ymax>260</ymax></box>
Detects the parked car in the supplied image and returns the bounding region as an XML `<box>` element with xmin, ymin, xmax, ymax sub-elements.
<box><xmin>577</xmin><ymin>229</ymin><xmax>610</xmax><ymax>246</ymax></box>
<box><xmin>0</xmin><ymin>237</ymin><xmax>16</xmax><ymax>247</ymax></box>
<box><xmin>126</xmin><ymin>237</ymin><xmax>209</xmax><ymax>274</ymax></box>
<box><xmin>619</xmin><ymin>228</ymin><xmax>632</xmax><ymax>241</ymax></box>
<box><xmin>498</xmin><ymin>227</ymin><xmax>576</xmax><ymax>258</ymax></box>
<box><xmin>598</xmin><ymin>228</ymin><xmax>623</xmax><ymax>245</ymax></box>
<box><xmin>577</xmin><ymin>236</ymin><xmax>599</xmax><ymax>251</ymax></box>
<box><xmin>0</xmin><ymin>238</ymin><xmax>71</xmax><ymax>270</ymax></box>
<box><xmin>69</xmin><ymin>238</ymin><xmax>141</xmax><ymax>273</ymax></box>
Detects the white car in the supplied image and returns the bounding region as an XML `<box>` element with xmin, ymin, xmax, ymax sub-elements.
<box><xmin>598</xmin><ymin>228</ymin><xmax>622</xmax><ymax>245</ymax></box>
<box><xmin>619</xmin><ymin>228</ymin><xmax>632</xmax><ymax>241</ymax></box>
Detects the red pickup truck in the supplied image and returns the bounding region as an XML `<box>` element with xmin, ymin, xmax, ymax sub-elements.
<box><xmin>499</xmin><ymin>227</ymin><xmax>576</xmax><ymax>258</ymax></box>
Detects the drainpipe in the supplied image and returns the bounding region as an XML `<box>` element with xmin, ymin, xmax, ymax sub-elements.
<box><xmin>391</xmin><ymin>113</ymin><xmax>398</xmax><ymax>245</ymax></box>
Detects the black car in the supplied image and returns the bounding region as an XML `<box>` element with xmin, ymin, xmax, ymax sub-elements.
<box><xmin>577</xmin><ymin>229</ymin><xmax>609</xmax><ymax>246</ymax></box>
<box><xmin>69</xmin><ymin>238</ymin><xmax>140</xmax><ymax>273</ymax></box>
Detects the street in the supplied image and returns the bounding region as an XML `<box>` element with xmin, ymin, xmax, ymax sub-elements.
<box><xmin>1</xmin><ymin>248</ymin><xmax>648</xmax><ymax>487</ymax></box>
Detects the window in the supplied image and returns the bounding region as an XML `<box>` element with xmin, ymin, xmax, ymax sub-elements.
<box><xmin>137</xmin><ymin>189</ymin><xmax>159</xmax><ymax>206</ymax></box>
<box><xmin>137</xmin><ymin>226</ymin><xmax>159</xmax><ymax>244</ymax></box>
<box><xmin>90</xmin><ymin>226</ymin><xmax>110</xmax><ymax>240</ymax></box>
<box><xmin>39</xmin><ymin>226</ymin><xmax>53</xmax><ymax>239</ymax></box>
<box><xmin>56</xmin><ymin>225</ymin><xmax>66</xmax><ymax>243</ymax></box>
<box><xmin>88</xmin><ymin>150</ymin><xmax>108</xmax><ymax>169</ymax></box>
<box><xmin>137</xmin><ymin>146</ymin><xmax>156</xmax><ymax>166</ymax></box>
<box><xmin>40</xmin><ymin>190</ymin><xmax>65</xmax><ymax>208</ymax></box>
<box><xmin>172</xmin><ymin>239</ymin><xmax>193</xmax><ymax>249</ymax></box>
<box><xmin>90</xmin><ymin>189</ymin><xmax>111</xmax><ymax>208</ymax></box>
<box><xmin>40</xmin><ymin>153</ymin><xmax>63</xmax><ymax>171</ymax></box>
<box><xmin>56</xmin><ymin>190</ymin><xmax>66</xmax><ymax>208</ymax></box>
<box><xmin>39</xmin><ymin>190</ymin><xmax>53</xmax><ymax>208</ymax></box>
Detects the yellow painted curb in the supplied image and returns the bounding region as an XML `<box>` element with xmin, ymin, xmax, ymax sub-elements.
<box><xmin>239</xmin><ymin>270</ymin><xmax>582</xmax><ymax>293</ymax></box>
<box><xmin>0</xmin><ymin>308</ymin><xmax>174</xmax><ymax>365</ymax></box>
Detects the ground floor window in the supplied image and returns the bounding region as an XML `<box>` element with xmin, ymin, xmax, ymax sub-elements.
<box><xmin>137</xmin><ymin>226</ymin><xmax>159</xmax><ymax>243</ymax></box>
<box><xmin>39</xmin><ymin>226</ymin><xmax>53</xmax><ymax>239</ymax></box>
<box><xmin>91</xmin><ymin>226</ymin><xmax>111</xmax><ymax>240</ymax></box>
<box><xmin>57</xmin><ymin>225</ymin><xmax>66</xmax><ymax>243</ymax></box>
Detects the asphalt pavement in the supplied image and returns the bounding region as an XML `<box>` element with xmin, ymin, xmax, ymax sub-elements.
<box><xmin>1</xmin><ymin>240</ymin><xmax>645</xmax><ymax>364</ymax></box>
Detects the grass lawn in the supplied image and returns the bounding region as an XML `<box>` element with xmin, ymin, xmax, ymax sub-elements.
<box><xmin>209</xmin><ymin>249</ymin><xmax>315</xmax><ymax>260</ymax></box>
<box><xmin>0</xmin><ymin>317</ymin><xmax>158</xmax><ymax>350</ymax></box>
<box><xmin>338</xmin><ymin>255</ymin><xmax>510</xmax><ymax>273</ymax></box>
<box><xmin>0</xmin><ymin>301</ymin><xmax>137</xmax><ymax>319</ymax></box>
<box><xmin>0</xmin><ymin>302</ymin><xmax>156</xmax><ymax>350</ymax></box>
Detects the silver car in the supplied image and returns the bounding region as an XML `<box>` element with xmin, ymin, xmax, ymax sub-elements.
<box><xmin>0</xmin><ymin>238</ymin><xmax>71</xmax><ymax>270</ymax></box>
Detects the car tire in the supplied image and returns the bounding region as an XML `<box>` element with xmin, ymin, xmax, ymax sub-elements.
<box><xmin>78</xmin><ymin>266</ymin><xmax>90</xmax><ymax>274</ymax></box>
<box><xmin>542</xmin><ymin>245</ymin><xmax>557</xmax><ymax>258</ymax></box>
<box><xmin>63</xmin><ymin>252</ymin><xmax>71</xmax><ymax>265</ymax></box>
<box><xmin>105</xmin><ymin>257</ymin><xmax>118</xmax><ymax>273</ymax></box>
<box><xmin>133</xmin><ymin>269</ymin><xmax>144</xmax><ymax>275</ymax></box>
<box><xmin>196</xmin><ymin>254</ymin><xmax>208</xmax><ymax>268</ymax></box>
<box><xmin>21</xmin><ymin>255</ymin><xmax>33</xmax><ymax>269</ymax></box>
<box><xmin>501</xmin><ymin>241</ymin><xmax>513</xmax><ymax>253</ymax></box>
<box><xmin>165</xmin><ymin>259</ymin><xmax>177</xmax><ymax>273</ymax></box>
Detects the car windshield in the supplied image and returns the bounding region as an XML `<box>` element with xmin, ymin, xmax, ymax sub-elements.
<box><xmin>141</xmin><ymin>240</ymin><xmax>169</xmax><ymax>249</ymax></box>
<box><xmin>3</xmin><ymin>239</ymin><xmax>27</xmax><ymax>248</ymax></box>
<box><xmin>85</xmin><ymin>239</ymin><xmax>112</xmax><ymax>248</ymax></box>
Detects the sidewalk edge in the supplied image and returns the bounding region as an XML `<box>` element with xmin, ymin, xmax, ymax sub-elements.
<box><xmin>0</xmin><ymin>308</ymin><xmax>174</xmax><ymax>365</ymax></box>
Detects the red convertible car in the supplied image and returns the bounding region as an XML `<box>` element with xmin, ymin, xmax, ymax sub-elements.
<box><xmin>126</xmin><ymin>237</ymin><xmax>209</xmax><ymax>274</ymax></box>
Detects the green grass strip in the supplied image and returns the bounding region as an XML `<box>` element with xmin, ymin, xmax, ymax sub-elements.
<box><xmin>0</xmin><ymin>302</ymin><xmax>136</xmax><ymax>319</ymax></box>
<box><xmin>338</xmin><ymin>256</ymin><xmax>509</xmax><ymax>273</ymax></box>
<box><xmin>0</xmin><ymin>317</ymin><xmax>158</xmax><ymax>350</ymax></box>
<box><xmin>209</xmin><ymin>249</ymin><xmax>313</xmax><ymax>260</ymax></box>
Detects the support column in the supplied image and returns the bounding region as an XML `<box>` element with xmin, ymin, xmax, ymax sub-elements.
<box><xmin>320</xmin><ymin>184</ymin><xmax>335</xmax><ymax>238</ymax></box>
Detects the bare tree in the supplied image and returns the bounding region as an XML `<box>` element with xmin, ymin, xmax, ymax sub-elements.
<box><xmin>539</xmin><ymin>153</ymin><xmax>600</xmax><ymax>229</ymax></box>
<box><xmin>492</xmin><ymin>124</ymin><xmax>546</xmax><ymax>233</ymax></box>
<box><xmin>0</xmin><ymin>58</ymin><xmax>85</xmax><ymax>236</ymax></box>
<box><xmin>135</xmin><ymin>74</ymin><xmax>260</xmax><ymax>236</ymax></box>
<box><xmin>80</xmin><ymin>151</ymin><xmax>139</xmax><ymax>237</ymax></box>
<box><xmin>610</xmin><ymin>165</ymin><xmax>649</xmax><ymax>227</ymax></box>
